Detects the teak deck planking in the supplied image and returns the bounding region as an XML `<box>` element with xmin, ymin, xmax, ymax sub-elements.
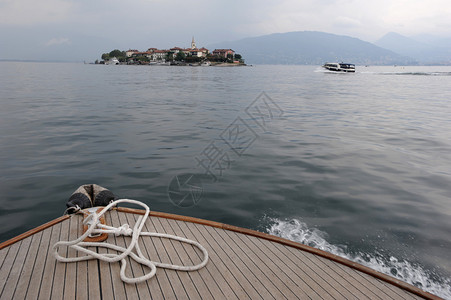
<box><xmin>0</xmin><ymin>208</ymin><xmax>440</xmax><ymax>300</ymax></box>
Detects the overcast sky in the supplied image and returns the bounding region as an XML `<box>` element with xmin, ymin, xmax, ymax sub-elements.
<box><xmin>1</xmin><ymin>0</ymin><xmax>451</xmax><ymax>61</ymax></box>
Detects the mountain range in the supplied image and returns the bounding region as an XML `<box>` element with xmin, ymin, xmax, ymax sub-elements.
<box><xmin>208</xmin><ymin>31</ymin><xmax>451</xmax><ymax>65</ymax></box>
<box><xmin>375</xmin><ymin>32</ymin><xmax>451</xmax><ymax>64</ymax></box>
<box><xmin>2</xmin><ymin>29</ymin><xmax>450</xmax><ymax>65</ymax></box>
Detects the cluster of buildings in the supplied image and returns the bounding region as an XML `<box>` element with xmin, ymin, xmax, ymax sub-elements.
<box><xmin>125</xmin><ymin>37</ymin><xmax>236</xmax><ymax>62</ymax></box>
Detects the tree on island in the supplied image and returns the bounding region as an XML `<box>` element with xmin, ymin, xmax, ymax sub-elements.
<box><xmin>134</xmin><ymin>56</ymin><xmax>150</xmax><ymax>64</ymax></box>
<box><xmin>101</xmin><ymin>49</ymin><xmax>126</xmax><ymax>62</ymax></box>
<box><xmin>109</xmin><ymin>49</ymin><xmax>126</xmax><ymax>58</ymax></box>
<box><xmin>206</xmin><ymin>54</ymin><xmax>226</xmax><ymax>62</ymax></box>
<box><xmin>175</xmin><ymin>51</ymin><xmax>186</xmax><ymax>61</ymax></box>
<box><xmin>166</xmin><ymin>51</ymin><xmax>174</xmax><ymax>61</ymax></box>
<box><xmin>185</xmin><ymin>56</ymin><xmax>202</xmax><ymax>63</ymax></box>
<box><xmin>234</xmin><ymin>53</ymin><xmax>244</xmax><ymax>63</ymax></box>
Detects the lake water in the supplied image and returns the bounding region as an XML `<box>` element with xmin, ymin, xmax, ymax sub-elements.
<box><xmin>1</xmin><ymin>62</ymin><xmax>450</xmax><ymax>298</ymax></box>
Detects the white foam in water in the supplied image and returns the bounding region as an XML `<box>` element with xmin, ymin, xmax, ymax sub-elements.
<box><xmin>267</xmin><ymin>218</ymin><xmax>451</xmax><ymax>299</ymax></box>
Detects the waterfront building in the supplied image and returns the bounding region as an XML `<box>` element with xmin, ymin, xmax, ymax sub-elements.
<box><xmin>125</xmin><ymin>49</ymin><xmax>139</xmax><ymax>57</ymax></box>
<box><xmin>212</xmin><ymin>49</ymin><xmax>235</xmax><ymax>58</ymax></box>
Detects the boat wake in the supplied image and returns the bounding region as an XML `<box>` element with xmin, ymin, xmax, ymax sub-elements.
<box><xmin>360</xmin><ymin>71</ymin><xmax>451</xmax><ymax>76</ymax></box>
<box><xmin>314</xmin><ymin>67</ymin><xmax>352</xmax><ymax>74</ymax></box>
<box><xmin>266</xmin><ymin>218</ymin><xmax>451</xmax><ymax>299</ymax></box>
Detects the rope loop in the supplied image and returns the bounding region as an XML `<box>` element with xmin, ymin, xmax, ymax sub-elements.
<box><xmin>63</xmin><ymin>205</ymin><xmax>81</xmax><ymax>215</ymax></box>
<box><xmin>53</xmin><ymin>199</ymin><xmax>209</xmax><ymax>284</ymax></box>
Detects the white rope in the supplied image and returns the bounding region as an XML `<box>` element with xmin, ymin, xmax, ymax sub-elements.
<box><xmin>53</xmin><ymin>199</ymin><xmax>209</xmax><ymax>284</ymax></box>
<box><xmin>63</xmin><ymin>204</ymin><xmax>81</xmax><ymax>215</ymax></box>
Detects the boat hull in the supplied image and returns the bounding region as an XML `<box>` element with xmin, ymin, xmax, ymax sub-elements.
<box><xmin>0</xmin><ymin>208</ymin><xmax>438</xmax><ymax>300</ymax></box>
<box><xmin>323</xmin><ymin>62</ymin><xmax>355</xmax><ymax>72</ymax></box>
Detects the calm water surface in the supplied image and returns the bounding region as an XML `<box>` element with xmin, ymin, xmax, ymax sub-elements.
<box><xmin>1</xmin><ymin>62</ymin><xmax>450</xmax><ymax>297</ymax></box>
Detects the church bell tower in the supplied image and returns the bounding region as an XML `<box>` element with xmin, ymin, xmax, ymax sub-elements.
<box><xmin>191</xmin><ymin>36</ymin><xmax>197</xmax><ymax>49</ymax></box>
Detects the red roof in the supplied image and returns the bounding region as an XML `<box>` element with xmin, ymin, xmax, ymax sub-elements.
<box><xmin>128</xmin><ymin>45</ymin><xmax>211</xmax><ymax>54</ymax></box>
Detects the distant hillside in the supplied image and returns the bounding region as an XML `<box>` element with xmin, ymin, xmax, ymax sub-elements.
<box><xmin>375</xmin><ymin>32</ymin><xmax>451</xmax><ymax>64</ymax></box>
<box><xmin>208</xmin><ymin>31</ymin><xmax>413</xmax><ymax>65</ymax></box>
<box><xmin>0</xmin><ymin>26</ymin><xmax>118</xmax><ymax>62</ymax></box>
<box><xmin>375</xmin><ymin>32</ymin><xmax>428</xmax><ymax>55</ymax></box>
<box><xmin>411</xmin><ymin>34</ymin><xmax>451</xmax><ymax>48</ymax></box>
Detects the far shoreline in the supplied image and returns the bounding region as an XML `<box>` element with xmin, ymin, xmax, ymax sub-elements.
<box><xmin>3</xmin><ymin>60</ymin><xmax>451</xmax><ymax>67</ymax></box>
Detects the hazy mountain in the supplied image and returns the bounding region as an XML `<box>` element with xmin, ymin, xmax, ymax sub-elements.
<box><xmin>411</xmin><ymin>34</ymin><xmax>451</xmax><ymax>48</ymax></box>
<box><xmin>375</xmin><ymin>32</ymin><xmax>451</xmax><ymax>64</ymax></box>
<box><xmin>375</xmin><ymin>32</ymin><xmax>428</xmax><ymax>54</ymax></box>
<box><xmin>208</xmin><ymin>31</ymin><xmax>413</xmax><ymax>65</ymax></box>
<box><xmin>0</xmin><ymin>26</ymin><xmax>119</xmax><ymax>62</ymax></box>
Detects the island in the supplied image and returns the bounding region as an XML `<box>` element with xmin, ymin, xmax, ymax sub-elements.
<box><xmin>97</xmin><ymin>37</ymin><xmax>245</xmax><ymax>66</ymax></box>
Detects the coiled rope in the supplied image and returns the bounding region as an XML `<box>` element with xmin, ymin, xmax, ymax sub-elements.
<box><xmin>53</xmin><ymin>199</ymin><xmax>209</xmax><ymax>284</ymax></box>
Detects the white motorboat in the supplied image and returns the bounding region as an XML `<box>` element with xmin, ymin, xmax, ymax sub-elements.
<box><xmin>323</xmin><ymin>62</ymin><xmax>355</xmax><ymax>72</ymax></box>
<box><xmin>107</xmin><ymin>57</ymin><xmax>120</xmax><ymax>65</ymax></box>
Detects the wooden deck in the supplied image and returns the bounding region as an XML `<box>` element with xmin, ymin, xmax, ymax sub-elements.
<box><xmin>0</xmin><ymin>207</ymin><xmax>440</xmax><ymax>300</ymax></box>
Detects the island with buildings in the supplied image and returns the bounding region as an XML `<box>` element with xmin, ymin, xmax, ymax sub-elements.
<box><xmin>98</xmin><ymin>37</ymin><xmax>245</xmax><ymax>66</ymax></box>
